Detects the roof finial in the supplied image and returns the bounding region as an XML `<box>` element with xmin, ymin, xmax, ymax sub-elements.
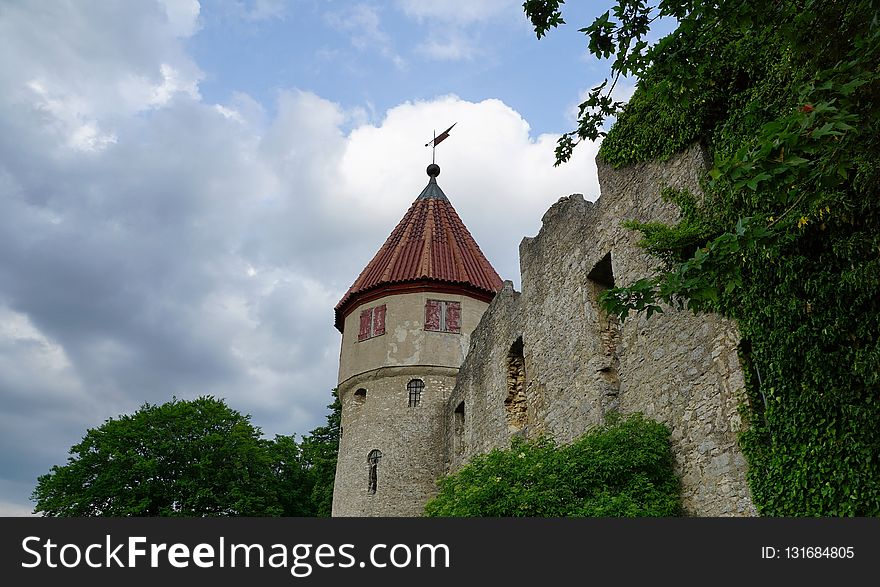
<box><xmin>426</xmin><ymin>162</ymin><xmax>440</xmax><ymax>178</ymax></box>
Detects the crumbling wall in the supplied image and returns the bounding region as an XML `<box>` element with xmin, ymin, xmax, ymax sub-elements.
<box><xmin>446</xmin><ymin>144</ymin><xmax>756</xmax><ymax>516</ymax></box>
<box><xmin>444</xmin><ymin>283</ymin><xmax>523</xmax><ymax>473</ymax></box>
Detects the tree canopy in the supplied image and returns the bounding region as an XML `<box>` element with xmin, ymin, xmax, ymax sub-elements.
<box><xmin>33</xmin><ymin>396</ymin><xmax>282</xmax><ymax>516</ymax></box>
<box><xmin>32</xmin><ymin>393</ymin><xmax>341</xmax><ymax>517</ymax></box>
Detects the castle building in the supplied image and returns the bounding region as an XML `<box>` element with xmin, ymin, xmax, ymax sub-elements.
<box><xmin>332</xmin><ymin>163</ymin><xmax>503</xmax><ymax>516</ymax></box>
<box><xmin>333</xmin><ymin>145</ymin><xmax>756</xmax><ymax>517</ymax></box>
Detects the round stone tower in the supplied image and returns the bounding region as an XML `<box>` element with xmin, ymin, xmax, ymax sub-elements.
<box><xmin>332</xmin><ymin>164</ymin><xmax>503</xmax><ymax>516</ymax></box>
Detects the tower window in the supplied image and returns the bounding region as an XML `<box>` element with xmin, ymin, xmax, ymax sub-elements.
<box><xmin>353</xmin><ymin>388</ymin><xmax>367</xmax><ymax>405</ymax></box>
<box><xmin>367</xmin><ymin>449</ymin><xmax>383</xmax><ymax>494</ymax></box>
<box><xmin>358</xmin><ymin>304</ymin><xmax>386</xmax><ymax>341</ymax></box>
<box><xmin>425</xmin><ymin>300</ymin><xmax>461</xmax><ymax>333</ymax></box>
<box><xmin>407</xmin><ymin>379</ymin><xmax>424</xmax><ymax>407</ymax></box>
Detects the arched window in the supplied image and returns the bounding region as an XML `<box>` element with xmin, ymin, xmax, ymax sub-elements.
<box><xmin>367</xmin><ymin>449</ymin><xmax>383</xmax><ymax>494</ymax></box>
<box><xmin>353</xmin><ymin>388</ymin><xmax>367</xmax><ymax>405</ymax></box>
<box><xmin>407</xmin><ymin>379</ymin><xmax>424</xmax><ymax>407</ymax></box>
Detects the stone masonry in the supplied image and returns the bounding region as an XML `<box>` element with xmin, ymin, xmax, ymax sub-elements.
<box><xmin>444</xmin><ymin>144</ymin><xmax>757</xmax><ymax>516</ymax></box>
<box><xmin>333</xmin><ymin>291</ymin><xmax>490</xmax><ymax>516</ymax></box>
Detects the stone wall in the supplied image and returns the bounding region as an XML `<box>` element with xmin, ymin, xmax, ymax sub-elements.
<box><xmin>446</xmin><ymin>144</ymin><xmax>756</xmax><ymax>516</ymax></box>
<box><xmin>334</xmin><ymin>367</ymin><xmax>456</xmax><ymax>516</ymax></box>
<box><xmin>443</xmin><ymin>283</ymin><xmax>523</xmax><ymax>473</ymax></box>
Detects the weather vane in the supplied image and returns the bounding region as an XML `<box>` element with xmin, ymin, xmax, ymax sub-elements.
<box><xmin>425</xmin><ymin>122</ymin><xmax>456</xmax><ymax>164</ymax></box>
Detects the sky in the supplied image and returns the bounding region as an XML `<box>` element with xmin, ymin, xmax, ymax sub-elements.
<box><xmin>0</xmin><ymin>0</ymin><xmax>674</xmax><ymax>516</ymax></box>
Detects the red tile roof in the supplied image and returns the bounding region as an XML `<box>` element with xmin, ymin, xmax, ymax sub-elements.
<box><xmin>335</xmin><ymin>169</ymin><xmax>503</xmax><ymax>332</ymax></box>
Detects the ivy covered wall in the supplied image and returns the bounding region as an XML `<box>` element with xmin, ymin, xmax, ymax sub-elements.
<box><xmin>592</xmin><ymin>1</ymin><xmax>880</xmax><ymax>515</ymax></box>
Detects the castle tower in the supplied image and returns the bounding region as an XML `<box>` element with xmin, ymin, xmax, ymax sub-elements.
<box><xmin>332</xmin><ymin>163</ymin><xmax>503</xmax><ymax>516</ymax></box>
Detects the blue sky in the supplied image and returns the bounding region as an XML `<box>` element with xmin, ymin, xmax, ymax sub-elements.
<box><xmin>0</xmin><ymin>0</ymin><xmax>674</xmax><ymax>515</ymax></box>
<box><xmin>188</xmin><ymin>1</ymin><xmax>608</xmax><ymax>135</ymax></box>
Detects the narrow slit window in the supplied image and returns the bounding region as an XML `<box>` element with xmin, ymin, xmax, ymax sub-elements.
<box><xmin>453</xmin><ymin>401</ymin><xmax>465</xmax><ymax>456</ymax></box>
<box><xmin>367</xmin><ymin>449</ymin><xmax>382</xmax><ymax>494</ymax></box>
<box><xmin>408</xmin><ymin>379</ymin><xmax>424</xmax><ymax>407</ymax></box>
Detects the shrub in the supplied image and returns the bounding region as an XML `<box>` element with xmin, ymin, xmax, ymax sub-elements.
<box><xmin>425</xmin><ymin>413</ymin><xmax>680</xmax><ymax>517</ymax></box>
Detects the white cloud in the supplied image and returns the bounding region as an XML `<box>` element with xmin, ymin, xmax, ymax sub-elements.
<box><xmin>416</xmin><ymin>31</ymin><xmax>481</xmax><ymax>61</ymax></box>
<box><xmin>0</xmin><ymin>0</ymin><xmax>203</xmax><ymax>152</ymax></box>
<box><xmin>396</xmin><ymin>0</ymin><xmax>522</xmax><ymax>25</ymax></box>
<box><xmin>151</xmin><ymin>63</ymin><xmax>202</xmax><ymax>106</ymax></box>
<box><xmin>157</xmin><ymin>0</ymin><xmax>202</xmax><ymax>36</ymax></box>
<box><xmin>25</xmin><ymin>79</ymin><xmax>118</xmax><ymax>152</ymax></box>
<box><xmin>396</xmin><ymin>0</ymin><xmax>524</xmax><ymax>61</ymax></box>
<box><xmin>214</xmin><ymin>103</ymin><xmax>245</xmax><ymax>122</ymax></box>
<box><xmin>326</xmin><ymin>4</ymin><xmax>406</xmax><ymax>69</ymax></box>
<box><xmin>242</xmin><ymin>0</ymin><xmax>287</xmax><ymax>21</ymax></box>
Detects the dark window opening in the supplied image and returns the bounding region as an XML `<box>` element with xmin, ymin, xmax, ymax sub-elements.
<box><xmin>587</xmin><ymin>251</ymin><xmax>621</xmax><ymax>417</ymax></box>
<box><xmin>367</xmin><ymin>449</ymin><xmax>382</xmax><ymax>495</ymax></box>
<box><xmin>453</xmin><ymin>401</ymin><xmax>465</xmax><ymax>456</ymax></box>
<box><xmin>353</xmin><ymin>388</ymin><xmax>367</xmax><ymax>405</ymax></box>
<box><xmin>587</xmin><ymin>252</ymin><xmax>615</xmax><ymax>288</ymax></box>
<box><xmin>408</xmin><ymin>379</ymin><xmax>424</xmax><ymax>407</ymax></box>
<box><xmin>505</xmin><ymin>337</ymin><xmax>527</xmax><ymax>434</ymax></box>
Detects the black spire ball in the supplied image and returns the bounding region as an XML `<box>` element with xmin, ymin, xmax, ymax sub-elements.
<box><xmin>426</xmin><ymin>163</ymin><xmax>440</xmax><ymax>178</ymax></box>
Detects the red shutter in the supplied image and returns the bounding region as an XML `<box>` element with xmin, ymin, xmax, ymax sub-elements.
<box><xmin>358</xmin><ymin>308</ymin><xmax>372</xmax><ymax>341</ymax></box>
<box><xmin>373</xmin><ymin>304</ymin><xmax>386</xmax><ymax>336</ymax></box>
<box><xmin>425</xmin><ymin>300</ymin><xmax>440</xmax><ymax>331</ymax></box>
<box><xmin>446</xmin><ymin>301</ymin><xmax>461</xmax><ymax>333</ymax></box>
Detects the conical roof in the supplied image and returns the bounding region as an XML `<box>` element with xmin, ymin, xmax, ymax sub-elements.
<box><xmin>335</xmin><ymin>164</ymin><xmax>503</xmax><ymax>332</ymax></box>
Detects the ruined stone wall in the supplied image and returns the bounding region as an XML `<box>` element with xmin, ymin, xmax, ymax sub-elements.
<box><xmin>444</xmin><ymin>283</ymin><xmax>523</xmax><ymax>473</ymax></box>
<box><xmin>446</xmin><ymin>144</ymin><xmax>756</xmax><ymax>516</ymax></box>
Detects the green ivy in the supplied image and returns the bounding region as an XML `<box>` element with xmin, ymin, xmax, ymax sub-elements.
<box><xmin>580</xmin><ymin>1</ymin><xmax>880</xmax><ymax>515</ymax></box>
<box><xmin>424</xmin><ymin>414</ymin><xmax>681</xmax><ymax>517</ymax></box>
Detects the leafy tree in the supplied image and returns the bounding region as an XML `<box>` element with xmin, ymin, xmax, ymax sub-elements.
<box><xmin>425</xmin><ymin>414</ymin><xmax>680</xmax><ymax>517</ymax></box>
<box><xmin>32</xmin><ymin>392</ymin><xmax>345</xmax><ymax>517</ymax></box>
<box><xmin>524</xmin><ymin>1</ymin><xmax>880</xmax><ymax>514</ymax></box>
<box><xmin>299</xmin><ymin>389</ymin><xmax>341</xmax><ymax>517</ymax></box>
<box><xmin>266</xmin><ymin>434</ymin><xmax>315</xmax><ymax>516</ymax></box>
<box><xmin>32</xmin><ymin>396</ymin><xmax>283</xmax><ymax>516</ymax></box>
